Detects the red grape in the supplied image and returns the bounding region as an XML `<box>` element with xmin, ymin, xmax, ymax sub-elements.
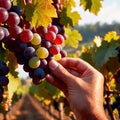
<box><xmin>0</xmin><ymin>7</ymin><xmax>8</xmax><ymax>23</ymax></box>
<box><xmin>0</xmin><ymin>0</ymin><xmax>12</xmax><ymax>10</ymax></box>
<box><xmin>45</xmin><ymin>31</ymin><xmax>56</xmax><ymax>42</ymax></box>
<box><xmin>48</xmin><ymin>25</ymin><xmax>58</xmax><ymax>34</ymax></box>
<box><xmin>54</xmin><ymin>34</ymin><xmax>64</xmax><ymax>44</ymax></box>
<box><xmin>20</xmin><ymin>29</ymin><xmax>33</xmax><ymax>43</ymax></box>
<box><xmin>49</xmin><ymin>45</ymin><xmax>60</xmax><ymax>55</ymax></box>
<box><xmin>7</xmin><ymin>12</ymin><xmax>20</xmax><ymax>26</ymax></box>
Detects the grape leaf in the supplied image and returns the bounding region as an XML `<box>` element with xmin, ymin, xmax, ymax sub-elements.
<box><xmin>5</xmin><ymin>50</ymin><xmax>19</xmax><ymax>77</ymax></box>
<box><xmin>100</xmin><ymin>57</ymin><xmax>120</xmax><ymax>75</ymax></box>
<box><xmin>29</xmin><ymin>80</ymin><xmax>63</xmax><ymax>104</ymax></box>
<box><xmin>80</xmin><ymin>47</ymin><xmax>96</xmax><ymax>67</ymax></box>
<box><xmin>7</xmin><ymin>73</ymin><xmax>21</xmax><ymax>98</ymax></box>
<box><xmin>64</xmin><ymin>27</ymin><xmax>82</xmax><ymax>48</ymax></box>
<box><xmin>60</xmin><ymin>5</ymin><xmax>81</xmax><ymax>26</ymax></box>
<box><xmin>80</xmin><ymin>0</ymin><xmax>102</xmax><ymax>15</ymax></box>
<box><xmin>104</xmin><ymin>31</ymin><xmax>120</xmax><ymax>42</ymax></box>
<box><xmin>61</xmin><ymin>0</ymin><xmax>76</xmax><ymax>7</ymax></box>
<box><xmin>93</xmin><ymin>40</ymin><xmax>120</xmax><ymax>68</ymax></box>
<box><xmin>25</xmin><ymin>0</ymin><xmax>57</xmax><ymax>27</ymax></box>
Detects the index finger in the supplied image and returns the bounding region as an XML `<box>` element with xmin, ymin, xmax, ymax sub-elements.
<box><xmin>58</xmin><ymin>57</ymin><xmax>94</xmax><ymax>73</ymax></box>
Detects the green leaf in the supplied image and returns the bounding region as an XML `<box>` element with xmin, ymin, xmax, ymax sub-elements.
<box><xmin>100</xmin><ymin>57</ymin><xmax>120</xmax><ymax>75</ymax></box>
<box><xmin>60</xmin><ymin>5</ymin><xmax>81</xmax><ymax>26</ymax></box>
<box><xmin>80</xmin><ymin>0</ymin><xmax>102</xmax><ymax>15</ymax></box>
<box><xmin>80</xmin><ymin>47</ymin><xmax>96</xmax><ymax>67</ymax></box>
<box><xmin>64</xmin><ymin>27</ymin><xmax>82</xmax><ymax>48</ymax></box>
<box><xmin>93</xmin><ymin>40</ymin><xmax>120</xmax><ymax>68</ymax></box>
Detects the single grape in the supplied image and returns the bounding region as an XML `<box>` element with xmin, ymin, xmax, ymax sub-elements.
<box><xmin>60</xmin><ymin>49</ymin><xmax>67</xmax><ymax>57</ymax></box>
<box><xmin>7</xmin><ymin>12</ymin><xmax>20</xmax><ymax>26</ymax></box>
<box><xmin>53</xmin><ymin>53</ymin><xmax>61</xmax><ymax>61</ymax></box>
<box><xmin>0</xmin><ymin>0</ymin><xmax>12</xmax><ymax>10</ymax></box>
<box><xmin>45</xmin><ymin>31</ymin><xmax>56</xmax><ymax>42</ymax></box>
<box><xmin>49</xmin><ymin>45</ymin><xmax>60</xmax><ymax>55</ymax></box>
<box><xmin>28</xmin><ymin>56</ymin><xmax>41</xmax><ymax>69</ymax></box>
<box><xmin>0</xmin><ymin>61</ymin><xmax>9</xmax><ymax>76</ymax></box>
<box><xmin>31</xmin><ymin>33</ymin><xmax>41</xmax><ymax>46</ymax></box>
<box><xmin>36</xmin><ymin>47</ymin><xmax>49</xmax><ymax>59</ymax></box>
<box><xmin>20</xmin><ymin>29</ymin><xmax>33</xmax><ymax>43</ymax></box>
<box><xmin>23</xmin><ymin>64</ymin><xmax>32</xmax><ymax>72</ymax></box>
<box><xmin>33</xmin><ymin>68</ymin><xmax>46</xmax><ymax>79</ymax></box>
<box><xmin>23</xmin><ymin>46</ymin><xmax>35</xmax><ymax>59</ymax></box>
<box><xmin>36</xmin><ymin>26</ymin><xmax>48</xmax><ymax>37</ymax></box>
<box><xmin>41</xmin><ymin>39</ymin><xmax>51</xmax><ymax>49</ymax></box>
<box><xmin>54</xmin><ymin>34</ymin><xmax>64</xmax><ymax>44</ymax></box>
<box><xmin>9</xmin><ymin>26</ymin><xmax>22</xmax><ymax>38</ymax></box>
<box><xmin>48</xmin><ymin>25</ymin><xmax>58</xmax><ymax>34</ymax></box>
<box><xmin>0</xmin><ymin>7</ymin><xmax>8</xmax><ymax>23</ymax></box>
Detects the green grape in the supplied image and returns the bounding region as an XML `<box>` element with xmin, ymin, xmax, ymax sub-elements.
<box><xmin>31</xmin><ymin>33</ymin><xmax>41</xmax><ymax>46</ymax></box>
<box><xmin>28</xmin><ymin>56</ymin><xmax>40</xmax><ymax>69</ymax></box>
<box><xmin>36</xmin><ymin>47</ymin><xmax>49</xmax><ymax>59</ymax></box>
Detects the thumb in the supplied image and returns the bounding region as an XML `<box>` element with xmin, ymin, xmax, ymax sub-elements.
<box><xmin>49</xmin><ymin>60</ymin><xmax>76</xmax><ymax>84</ymax></box>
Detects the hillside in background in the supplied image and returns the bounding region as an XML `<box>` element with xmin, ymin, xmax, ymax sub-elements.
<box><xmin>74</xmin><ymin>22</ymin><xmax>120</xmax><ymax>43</ymax></box>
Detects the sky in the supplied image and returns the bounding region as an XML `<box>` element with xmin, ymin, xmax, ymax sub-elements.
<box><xmin>16</xmin><ymin>0</ymin><xmax>120</xmax><ymax>79</ymax></box>
<box><xmin>74</xmin><ymin>0</ymin><xmax>120</xmax><ymax>25</ymax></box>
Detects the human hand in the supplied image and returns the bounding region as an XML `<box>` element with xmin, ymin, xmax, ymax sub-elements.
<box><xmin>45</xmin><ymin>57</ymin><xmax>108</xmax><ymax>120</ymax></box>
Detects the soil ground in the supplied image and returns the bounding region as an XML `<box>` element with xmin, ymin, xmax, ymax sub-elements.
<box><xmin>0</xmin><ymin>94</ymin><xmax>71</xmax><ymax>120</ymax></box>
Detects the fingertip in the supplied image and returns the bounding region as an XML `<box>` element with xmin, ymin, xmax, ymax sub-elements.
<box><xmin>49</xmin><ymin>60</ymin><xmax>59</xmax><ymax>70</ymax></box>
<box><xmin>45</xmin><ymin>74</ymin><xmax>54</xmax><ymax>83</ymax></box>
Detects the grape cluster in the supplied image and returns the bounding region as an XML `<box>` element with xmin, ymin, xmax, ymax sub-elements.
<box><xmin>0</xmin><ymin>0</ymin><xmax>67</xmax><ymax>85</ymax></box>
<box><xmin>111</xmin><ymin>96</ymin><xmax>120</xmax><ymax>117</ymax></box>
<box><xmin>0</xmin><ymin>60</ymin><xmax>9</xmax><ymax>103</ymax></box>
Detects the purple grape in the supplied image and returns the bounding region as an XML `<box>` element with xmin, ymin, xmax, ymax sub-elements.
<box><xmin>0</xmin><ymin>60</ymin><xmax>9</xmax><ymax>76</ymax></box>
<box><xmin>23</xmin><ymin>47</ymin><xmax>35</xmax><ymax>59</ymax></box>
<box><xmin>33</xmin><ymin>68</ymin><xmax>46</xmax><ymax>80</ymax></box>
<box><xmin>0</xmin><ymin>76</ymin><xmax>9</xmax><ymax>86</ymax></box>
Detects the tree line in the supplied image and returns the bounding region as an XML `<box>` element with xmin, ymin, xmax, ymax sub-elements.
<box><xmin>74</xmin><ymin>22</ymin><xmax>120</xmax><ymax>43</ymax></box>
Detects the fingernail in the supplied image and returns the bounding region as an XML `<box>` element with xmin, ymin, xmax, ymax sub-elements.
<box><xmin>49</xmin><ymin>60</ymin><xmax>58</xmax><ymax>70</ymax></box>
